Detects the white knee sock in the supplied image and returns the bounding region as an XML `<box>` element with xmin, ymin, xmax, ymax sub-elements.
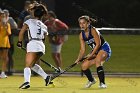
<box><xmin>31</xmin><ymin>64</ymin><xmax>48</xmax><ymax>79</ymax></box>
<box><xmin>24</xmin><ymin>67</ymin><xmax>31</xmax><ymax>83</ymax></box>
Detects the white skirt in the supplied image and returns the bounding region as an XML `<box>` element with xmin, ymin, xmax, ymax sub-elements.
<box><xmin>27</xmin><ymin>40</ymin><xmax>45</xmax><ymax>54</ymax></box>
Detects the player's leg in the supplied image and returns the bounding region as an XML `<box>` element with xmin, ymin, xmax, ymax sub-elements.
<box><xmin>96</xmin><ymin>42</ymin><xmax>111</xmax><ymax>88</ymax></box>
<box><xmin>52</xmin><ymin>53</ymin><xmax>60</xmax><ymax>67</ymax></box>
<box><xmin>31</xmin><ymin>52</ymin><xmax>51</xmax><ymax>86</ymax></box>
<box><xmin>56</xmin><ymin>52</ymin><xmax>63</xmax><ymax>72</ymax></box>
<box><xmin>95</xmin><ymin>50</ymin><xmax>108</xmax><ymax>88</ymax></box>
<box><xmin>81</xmin><ymin>60</ymin><xmax>96</xmax><ymax>88</ymax></box>
<box><xmin>32</xmin><ymin>58</ymin><xmax>41</xmax><ymax>76</ymax></box>
<box><xmin>19</xmin><ymin>52</ymin><xmax>36</xmax><ymax>89</ymax></box>
<box><xmin>0</xmin><ymin>49</ymin><xmax>8</xmax><ymax>78</ymax></box>
<box><xmin>56</xmin><ymin>44</ymin><xmax>63</xmax><ymax>72</ymax></box>
<box><xmin>51</xmin><ymin>44</ymin><xmax>63</xmax><ymax>72</ymax></box>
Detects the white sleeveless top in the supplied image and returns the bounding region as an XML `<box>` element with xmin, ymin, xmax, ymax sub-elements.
<box><xmin>24</xmin><ymin>19</ymin><xmax>48</xmax><ymax>54</ymax></box>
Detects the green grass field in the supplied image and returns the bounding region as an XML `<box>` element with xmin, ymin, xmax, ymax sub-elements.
<box><xmin>0</xmin><ymin>76</ymin><xmax>140</xmax><ymax>93</ymax></box>
<box><xmin>0</xmin><ymin>34</ymin><xmax>140</xmax><ymax>73</ymax></box>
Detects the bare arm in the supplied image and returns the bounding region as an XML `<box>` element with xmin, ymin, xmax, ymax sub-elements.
<box><xmin>18</xmin><ymin>24</ymin><xmax>28</xmax><ymax>41</ymax></box>
<box><xmin>88</xmin><ymin>27</ymin><xmax>101</xmax><ymax>58</ymax></box>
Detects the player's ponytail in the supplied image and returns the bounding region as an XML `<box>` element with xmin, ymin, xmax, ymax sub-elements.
<box><xmin>89</xmin><ymin>18</ymin><xmax>96</xmax><ymax>24</ymax></box>
<box><xmin>33</xmin><ymin>4</ymin><xmax>48</xmax><ymax>19</ymax></box>
<box><xmin>78</xmin><ymin>15</ymin><xmax>96</xmax><ymax>24</ymax></box>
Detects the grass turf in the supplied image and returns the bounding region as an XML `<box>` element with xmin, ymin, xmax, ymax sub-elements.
<box><xmin>0</xmin><ymin>76</ymin><xmax>140</xmax><ymax>93</ymax></box>
<box><xmin>0</xmin><ymin>35</ymin><xmax>140</xmax><ymax>72</ymax></box>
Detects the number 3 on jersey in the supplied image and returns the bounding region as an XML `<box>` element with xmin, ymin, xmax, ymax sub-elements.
<box><xmin>37</xmin><ymin>22</ymin><xmax>41</xmax><ymax>35</ymax></box>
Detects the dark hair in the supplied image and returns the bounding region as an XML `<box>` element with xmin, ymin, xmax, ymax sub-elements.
<box><xmin>33</xmin><ymin>4</ymin><xmax>48</xmax><ymax>19</ymax></box>
<box><xmin>78</xmin><ymin>15</ymin><xmax>96</xmax><ymax>23</ymax></box>
<box><xmin>48</xmin><ymin>11</ymin><xmax>57</xmax><ymax>18</ymax></box>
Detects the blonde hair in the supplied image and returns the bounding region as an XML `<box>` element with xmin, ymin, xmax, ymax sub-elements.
<box><xmin>78</xmin><ymin>15</ymin><xmax>96</xmax><ymax>23</ymax></box>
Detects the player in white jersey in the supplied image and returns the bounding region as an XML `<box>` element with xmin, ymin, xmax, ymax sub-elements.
<box><xmin>17</xmin><ymin>4</ymin><xmax>51</xmax><ymax>89</ymax></box>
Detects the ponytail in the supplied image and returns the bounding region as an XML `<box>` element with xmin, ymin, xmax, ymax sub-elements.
<box><xmin>33</xmin><ymin>4</ymin><xmax>48</xmax><ymax>19</ymax></box>
<box><xmin>78</xmin><ymin>15</ymin><xmax>96</xmax><ymax>24</ymax></box>
<box><xmin>89</xmin><ymin>18</ymin><xmax>97</xmax><ymax>24</ymax></box>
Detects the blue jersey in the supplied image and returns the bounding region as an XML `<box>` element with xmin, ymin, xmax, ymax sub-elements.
<box><xmin>82</xmin><ymin>25</ymin><xmax>111</xmax><ymax>61</ymax></box>
<box><xmin>82</xmin><ymin>25</ymin><xmax>105</xmax><ymax>49</ymax></box>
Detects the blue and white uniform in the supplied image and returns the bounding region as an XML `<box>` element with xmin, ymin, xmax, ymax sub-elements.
<box><xmin>82</xmin><ymin>25</ymin><xmax>111</xmax><ymax>61</ymax></box>
<box><xmin>24</xmin><ymin>19</ymin><xmax>48</xmax><ymax>54</ymax></box>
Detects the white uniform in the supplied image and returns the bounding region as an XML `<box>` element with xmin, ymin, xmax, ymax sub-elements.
<box><xmin>24</xmin><ymin>19</ymin><xmax>48</xmax><ymax>54</ymax></box>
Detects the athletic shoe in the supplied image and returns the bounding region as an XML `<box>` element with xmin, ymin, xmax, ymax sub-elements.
<box><xmin>45</xmin><ymin>76</ymin><xmax>51</xmax><ymax>86</ymax></box>
<box><xmin>19</xmin><ymin>82</ymin><xmax>30</xmax><ymax>89</ymax></box>
<box><xmin>49</xmin><ymin>82</ymin><xmax>54</xmax><ymax>84</ymax></box>
<box><xmin>0</xmin><ymin>74</ymin><xmax>8</xmax><ymax>78</ymax></box>
<box><xmin>99</xmin><ymin>82</ymin><xmax>107</xmax><ymax>88</ymax></box>
<box><xmin>85</xmin><ymin>78</ymin><xmax>97</xmax><ymax>88</ymax></box>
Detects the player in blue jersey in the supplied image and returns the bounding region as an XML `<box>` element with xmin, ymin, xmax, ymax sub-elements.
<box><xmin>75</xmin><ymin>15</ymin><xmax>111</xmax><ymax>88</ymax></box>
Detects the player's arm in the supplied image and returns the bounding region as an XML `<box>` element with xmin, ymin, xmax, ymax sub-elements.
<box><xmin>75</xmin><ymin>32</ymin><xmax>86</xmax><ymax>63</ymax></box>
<box><xmin>17</xmin><ymin>24</ymin><xmax>28</xmax><ymax>48</ymax></box>
<box><xmin>87</xmin><ymin>28</ymin><xmax>101</xmax><ymax>60</ymax></box>
<box><xmin>43</xmin><ymin>24</ymin><xmax>49</xmax><ymax>42</ymax></box>
<box><xmin>18</xmin><ymin>24</ymin><xmax>28</xmax><ymax>41</ymax></box>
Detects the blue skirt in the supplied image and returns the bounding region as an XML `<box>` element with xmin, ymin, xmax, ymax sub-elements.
<box><xmin>100</xmin><ymin>42</ymin><xmax>112</xmax><ymax>61</ymax></box>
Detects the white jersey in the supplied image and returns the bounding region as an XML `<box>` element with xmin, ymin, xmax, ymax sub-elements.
<box><xmin>24</xmin><ymin>19</ymin><xmax>48</xmax><ymax>40</ymax></box>
<box><xmin>24</xmin><ymin>19</ymin><xmax>48</xmax><ymax>54</ymax></box>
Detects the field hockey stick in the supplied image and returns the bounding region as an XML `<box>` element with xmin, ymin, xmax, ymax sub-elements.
<box><xmin>21</xmin><ymin>47</ymin><xmax>59</xmax><ymax>72</ymax></box>
<box><xmin>39</xmin><ymin>59</ymin><xmax>59</xmax><ymax>72</ymax></box>
<box><xmin>51</xmin><ymin>57</ymin><xmax>87</xmax><ymax>80</ymax></box>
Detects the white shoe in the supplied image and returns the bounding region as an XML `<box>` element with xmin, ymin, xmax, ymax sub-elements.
<box><xmin>99</xmin><ymin>82</ymin><xmax>107</xmax><ymax>88</ymax></box>
<box><xmin>0</xmin><ymin>74</ymin><xmax>8</xmax><ymax>78</ymax></box>
<box><xmin>85</xmin><ymin>79</ymin><xmax>97</xmax><ymax>88</ymax></box>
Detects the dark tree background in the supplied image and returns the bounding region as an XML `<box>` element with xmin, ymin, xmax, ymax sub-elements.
<box><xmin>55</xmin><ymin>0</ymin><xmax>140</xmax><ymax>28</ymax></box>
<box><xmin>0</xmin><ymin>0</ymin><xmax>140</xmax><ymax>27</ymax></box>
